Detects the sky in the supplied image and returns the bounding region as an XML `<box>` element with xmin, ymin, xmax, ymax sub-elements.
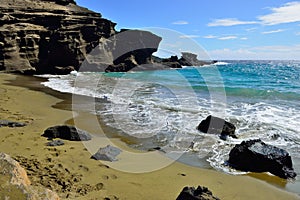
<box><xmin>75</xmin><ymin>0</ymin><xmax>300</xmax><ymax>60</ymax></box>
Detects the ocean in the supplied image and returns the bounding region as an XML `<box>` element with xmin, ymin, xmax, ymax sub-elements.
<box><xmin>39</xmin><ymin>60</ymin><xmax>300</xmax><ymax>194</ymax></box>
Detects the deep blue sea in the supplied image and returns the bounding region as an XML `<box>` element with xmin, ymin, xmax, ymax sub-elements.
<box><xmin>39</xmin><ymin>60</ymin><xmax>300</xmax><ymax>193</ymax></box>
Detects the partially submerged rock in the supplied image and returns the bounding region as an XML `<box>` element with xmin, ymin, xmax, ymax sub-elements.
<box><xmin>42</xmin><ymin>125</ymin><xmax>92</xmax><ymax>141</ymax></box>
<box><xmin>176</xmin><ymin>186</ymin><xmax>220</xmax><ymax>200</ymax></box>
<box><xmin>228</xmin><ymin>139</ymin><xmax>297</xmax><ymax>179</ymax></box>
<box><xmin>91</xmin><ymin>145</ymin><xmax>122</xmax><ymax>162</ymax></box>
<box><xmin>197</xmin><ymin>115</ymin><xmax>237</xmax><ymax>139</ymax></box>
<box><xmin>0</xmin><ymin>119</ymin><xmax>26</xmax><ymax>127</ymax></box>
<box><xmin>0</xmin><ymin>153</ymin><xmax>60</xmax><ymax>200</ymax></box>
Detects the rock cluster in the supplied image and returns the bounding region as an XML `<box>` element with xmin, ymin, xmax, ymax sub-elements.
<box><xmin>197</xmin><ymin>117</ymin><xmax>296</xmax><ymax>179</ymax></box>
<box><xmin>153</xmin><ymin>52</ymin><xmax>217</xmax><ymax>68</ymax></box>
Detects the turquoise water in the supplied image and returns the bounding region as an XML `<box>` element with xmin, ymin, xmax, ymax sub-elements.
<box><xmin>41</xmin><ymin>60</ymin><xmax>300</xmax><ymax>194</ymax></box>
<box><xmin>104</xmin><ymin>60</ymin><xmax>300</xmax><ymax>102</ymax></box>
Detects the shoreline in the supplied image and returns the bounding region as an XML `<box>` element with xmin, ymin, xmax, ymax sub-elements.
<box><xmin>0</xmin><ymin>73</ymin><xmax>299</xmax><ymax>199</ymax></box>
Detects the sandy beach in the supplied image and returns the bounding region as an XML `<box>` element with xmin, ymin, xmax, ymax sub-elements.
<box><xmin>0</xmin><ymin>73</ymin><xmax>299</xmax><ymax>200</ymax></box>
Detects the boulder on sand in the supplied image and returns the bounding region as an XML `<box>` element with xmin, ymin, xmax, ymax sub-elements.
<box><xmin>228</xmin><ymin>139</ymin><xmax>297</xmax><ymax>179</ymax></box>
<box><xmin>197</xmin><ymin>115</ymin><xmax>237</xmax><ymax>139</ymax></box>
<box><xmin>91</xmin><ymin>145</ymin><xmax>122</xmax><ymax>162</ymax></box>
<box><xmin>176</xmin><ymin>185</ymin><xmax>220</xmax><ymax>200</ymax></box>
<box><xmin>42</xmin><ymin>125</ymin><xmax>92</xmax><ymax>141</ymax></box>
<box><xmin>0</xmin><ymin>153</ymin><xmax>60</xmax><ymax>200</ymax></box>
<box><xmin>0</xmin><ymin>119</ymin><xmax>26</xmax><ymax>127</ymax></box>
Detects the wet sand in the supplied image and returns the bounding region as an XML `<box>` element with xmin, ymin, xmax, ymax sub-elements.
<box><xmin>0</xmin><ymin>73</ymin><xmax>299</xmax><ymax>200</ymax></box>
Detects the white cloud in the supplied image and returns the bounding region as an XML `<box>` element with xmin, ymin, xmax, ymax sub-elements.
<box><xmin>246</xmin><ymin>27</ymin><xmax>258</xmax><ymax>32</ymax></box>
<box><xmin>208</xmin><ymin>48</ymin><xmax>256</xmax><ymax>60</ymax></box>
<box><xmin>208</xmin><ymin>44</ymin><xmax>300</xmax><ymax>60</ymax></box>
<box><xmin>296</xmin><ymin>31</ymin><xmax>300</xmax><ymax>35</ymax></box>
<box><xmin>258</xmin><ymin>2</ymin><xmax>300</xmax><ymax>25</ymax></box>
<box><xmin>203</xmin><ymin>35</ymin><xmax>218</xmax><ymax>39</ymax></box>
<box><xmin>218</xmin><ymin>36</ymin><xmax>238</xmax><ymax>40</ymax></box>
<box><xmin>179</xmin><ymin>35</ymin><xmax>200</xmax><ymax>39</ymax></box>
<box><xmin>203</xmin><ymin>35</ymin><xmax>247</xmax><ymax>40</ymax></box>
<box><xmin>262</xmin><ymin>29</ymin><xmax>285</xmax><ymax>34</ymax></box>
<box><xmin>252</xmin><ymin>44</ymin><xmax>300</xmax><ymax>52</ymax></box>
<box><xmin>208</xmin><ymin>18</ymin><xmax>258</xmax><ymax>27</ymax></box>
<box><xmin>172</xmin><ymin>20</ymin><xmax>189</xmax><ymax>25</ymax></box>
<box><xmin>207</xmin><ymin>2</ymin><xmax>300</xmax><ymax>27</ymax></box>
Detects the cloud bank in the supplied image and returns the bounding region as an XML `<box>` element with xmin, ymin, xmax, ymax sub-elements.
<box><xmin>208</xmin><ymin>2</ymin><xmax>300</xmax><ymax>26</ymax></box>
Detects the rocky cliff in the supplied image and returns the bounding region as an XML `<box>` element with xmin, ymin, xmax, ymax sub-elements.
<box><xmin>0</xmin><ymin>0</ymin><xmax>214</xmax><ymax>74</ymax></box>
<box><xmin>0</xmin><ymin>0</ymin><xmax>116</xmax><ymax>74</ymax></box>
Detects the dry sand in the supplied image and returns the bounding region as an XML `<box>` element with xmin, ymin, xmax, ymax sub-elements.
<box><xmin>0</xmin><ymin>73</ymin><xmax>299</xmax><ymax>200</ymax></box>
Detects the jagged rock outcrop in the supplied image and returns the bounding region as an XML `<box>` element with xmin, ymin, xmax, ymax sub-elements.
<box><xmin>0</xmin><ymin>153</ymin><xmax>59</xmax><ymax>200</ymax></box>
<box><xmin>0</xmin><ymin>0</ymin><xmax>217</xmax><ymax>74</ymax></box>
<box><xmin>228</xmin><ymin>139</ymin><xmax>297</xmax><ymax>179</ymax></box>
<box><xmin>0</xmin><ymin>0</ymin><xmax>116</xmax><ymax>74</ymax></box>
<box><xmin>152</xmin><ymin>52</ymin><xmax>217</xmax><ymax>69</ymax></box>
<box><xmin>179</xmin><ymin>52</ymin><xmax>217</xmax><ymax>66</ymax></box>
<box><xmin>0</xmin><ymin>0</ymin><xmax>175</xmax><ymax>74</ymax></box>
<box><xmin>152</xmin><ymin>55</ymin><xmax>182</xmax><ymax>69</ymax></box>
<box><xmin>104</xmin><ymin>29</ymin><xmax>162</xmax><ymax>72</ymax></box>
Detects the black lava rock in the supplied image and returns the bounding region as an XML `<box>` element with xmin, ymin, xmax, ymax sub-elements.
<box><xmin>197</xmin><ymin>115</ymin><xmax>237</xmax><ymax>139</ymax></box>
<box><xmin>42</xmin><ymin>125</ymin><xmax>92</xmax><ymax>141</ymax></box>
<box><xmin>228</xmin><ymin>139</ymin><xmax>297</xmax><ymax>179</ymax></box>
<box><xmin>176</xmin><ymin>186</ymin><xmax>220</xmax><ymax>200</ymax></box>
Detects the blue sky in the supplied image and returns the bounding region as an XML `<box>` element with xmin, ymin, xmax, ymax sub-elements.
<box><xmin>76</xmin><ymin>0</ymin><xmax>300</xmax><ymax>60</ymax></box>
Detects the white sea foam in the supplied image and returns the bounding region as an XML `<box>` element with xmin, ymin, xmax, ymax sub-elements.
<box><xmin>42</xmin><ymin>76</ymin><xmax>74</xmax><ymax>94</ymax></box>
<box><xmin>70</xmin><ymin>70</ymin><xmax>78</xmax><ymax>76</ymax></box>
<box><xmin>213</xmin><ymin>61</ymin><xmax>230</xmax><ymax>66</ymax></box>
<box><xmin>39</xmin><ymin>67</ymin><xmax>300</xmax><ymax>177</ymax></box>
<box><xmin>35</xmin><ymin>74</ymin><xmax>63</xmax><ymax>78</ymax></box>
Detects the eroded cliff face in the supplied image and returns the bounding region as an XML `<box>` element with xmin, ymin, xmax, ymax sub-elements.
<box><xmin>0</xmin><ymin>0</ymin><xmax>116</xmax><ymax>74</ymax></box>
<box><xmin>1</xmin><ymin>0</ymin><xmax>208</xmax><ymax>74</ymax></box>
